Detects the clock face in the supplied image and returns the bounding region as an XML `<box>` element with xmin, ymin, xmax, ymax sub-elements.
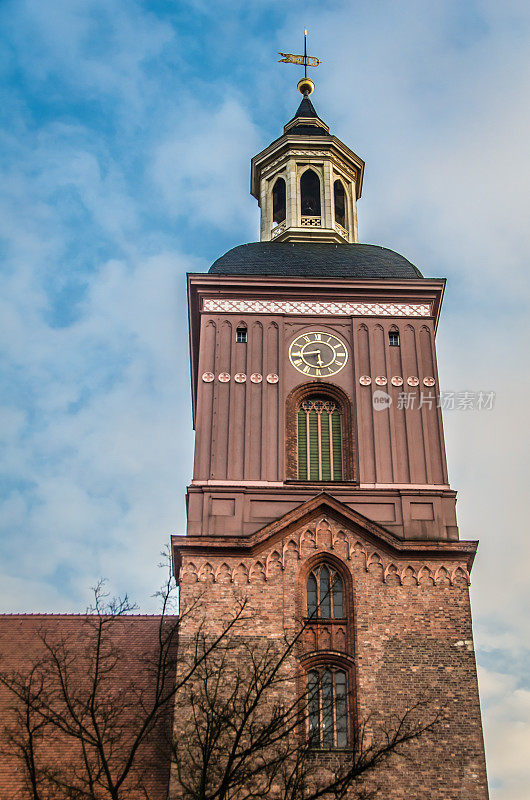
<box><xmin>289</xmin><ymin>331</ymin><xmax>348</xmax><ymax>377</ymax></box>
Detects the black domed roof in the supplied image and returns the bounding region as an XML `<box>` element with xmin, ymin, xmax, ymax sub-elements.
<box><xmin>209</xmin><ymin>243</ymin><xmax>423</xmax><ymax>279</ymax></box>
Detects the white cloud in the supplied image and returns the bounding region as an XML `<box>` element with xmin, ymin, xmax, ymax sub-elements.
<box><xmin>0</xmin><ymin>245</ymin><xmax>197</xmax><ymax>611</ymax></box>
<box><xmin>8</xmin><ymin>0</ymin><xmax>174</xmax><ymax>107</ymax></box>
<box><xmin>480</xmin><ymin>666</ymin><xmax>530</xmax><ymax>800</ymax></box>
<box><xmin>152</xmin><ymin>96</ymin><xmax>261</xmax><ymax>233</ymax></box>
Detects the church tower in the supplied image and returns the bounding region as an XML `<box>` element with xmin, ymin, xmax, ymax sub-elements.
<box><xmin>173</xmin><ymin>76</ymin><xmax>489</xmax><ymax>798</ymax></box>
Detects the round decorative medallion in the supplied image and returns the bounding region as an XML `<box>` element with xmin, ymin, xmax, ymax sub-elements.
<box><xmin>218</xmin><ymin>372</ymin><xmax>231</xmax><ymax>383</ymax></box>
<box><xmin>250</xmin><ymin>373</ymin><xmax>263</xmax><ymax>384</ymax></box>
<box><xmin>423</xmin><ymin>377</ymin><xmax>436</xmax><ymax>387</ymax></box>
<box><xmin>234</xmin><ymin>373</ymin><xmax>247</xmax><ymax>383</ymax></box>
<box><xmin>359</xmin><ymin>375</ymin><xmax>372</xmax><ymax>386</ymax></box>
<box><xmin>407</xmin><ymin>376</ymin><xmax>420</xmax><ymax>387</ymax></box>
<box><xmin>288</xmin><ymin>331</ymin><xmax>348</xmax><ymax>377</ymax></box>
<box><xmin>375</xmin><ymin>376</ymin><xmax>387</xmax><ymax>386</ymax></box>
<box><xmin>266</xmin><ymin>373</ymin><xmax>279</xmax><ymax>384</ymax></box>
<box><xmin>391</xmin><ymin>376</ymin><xmax>404</xmax><ymax>387</ymax></box>
<box><xmin>202</xmin><ymin>372</ymin><xmax>214</xmax><ymax>383</ymax></box>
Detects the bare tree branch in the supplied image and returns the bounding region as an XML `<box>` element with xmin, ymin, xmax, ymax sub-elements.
<box><xmin>1</xmin><ymin>556</ymin><xmax>440</xmax><ymax>800</ymax></box>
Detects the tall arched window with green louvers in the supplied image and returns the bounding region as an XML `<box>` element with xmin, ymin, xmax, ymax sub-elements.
<box><xmin>297</xmin><ymin>397</ymin><xmax>343</xmax><ymax>480</ymax></box>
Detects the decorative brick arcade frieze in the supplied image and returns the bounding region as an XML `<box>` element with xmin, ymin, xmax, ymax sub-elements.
<box><xmin>202</xmin><ymin>299</ymin><xmax>432</xmax><ymax>317</ymax></box>
<box><xmin>178</xmin><ymin>516</ymin><xmax>470</xmax><ymax>588</ymax></box>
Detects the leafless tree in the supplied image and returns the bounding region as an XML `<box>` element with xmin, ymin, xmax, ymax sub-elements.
<box><xmin>171</xmin><ymin>611</ymin><xmax>440</xmax><ymax>800</ymax></box>
<box><xmin>0</xmin><ymin>558</ymin><xmax>247</xmax><ymax>800</ymax></box>
<box><xmin>1</xmin><ymin>566</ymin><xmax>440</xmax><ymax>800</ymax></box>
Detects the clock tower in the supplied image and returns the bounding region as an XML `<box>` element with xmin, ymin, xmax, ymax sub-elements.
<box><xmin>172</xmin><ymin>81</ymin><xmax>489</xmax><ymax>798</ymax></box>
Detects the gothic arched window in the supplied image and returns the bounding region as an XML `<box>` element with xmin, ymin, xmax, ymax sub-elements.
<box><xmin>272</xmin><ymin>177</ymin><xmax>286</xmax><ymax>224</ymax></box>
<box><xmin>297</xmin><ymin>396</ymin><xmax>342</xmax><ymax>481</ymax></box>
<box><xmin>306</xmin><ymin>563</ymin><xmax>344</xmax><ymax>619</ymax></box>
<box><xmin>334</xmin><ymin>179</ymin><xmax>346</xmax><ymax>229</ymax></box>
<box><xmin>307</xmin><ymin>667</ymin><xmax>348</xmax><ymax>749</ymax></box>
<box><xmin>300</xmin><ymin>169</ymin><xmax>321</xmax><ymax>217</ymax></box>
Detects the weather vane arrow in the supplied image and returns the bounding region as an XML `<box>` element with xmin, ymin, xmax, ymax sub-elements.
<box><xmin>278</xmin><ymin>29</ymin><xmax>322</xmax><ymax>80</ymax></box>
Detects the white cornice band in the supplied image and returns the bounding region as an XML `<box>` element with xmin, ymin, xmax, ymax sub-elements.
<box><xmin>203</xmin><ymin>298</ymin><xmax>432</xmax><ymax>317</ymax></box>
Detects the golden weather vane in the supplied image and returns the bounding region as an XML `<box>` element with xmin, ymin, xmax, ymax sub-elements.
<box><xmin>278</xmin><ymin>29</ymin><xmax>322</xmax><ymax>95</ymax></box>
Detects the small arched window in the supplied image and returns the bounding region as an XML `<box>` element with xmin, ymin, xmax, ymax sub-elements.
<box><xmin>297</xmin><ymin>397</ymin><xmax>342</xmax><ymax>481</ymax></box>
<box><xmin>300</xmin><ymin>169</ymin><xmax>321</xmax><ymax>217</ymax></box>
<box><xmin>333</xmin><ymin>180</ymin><xmax>346</xmax><ymax>229</ymax></box>
<box><xmin>272</xmin><ymin>177</ymin><xmax>286</xmax><ymax>225</ymax></box>
<box><xmin>308</xmin><ymin>667</ymin><xmax>348</xmax><ymax>749</ymax></box>
<box><xmin>307</xmin><ymin>563</ymin><xmax>344</xmax><ymax>619</ymax></box>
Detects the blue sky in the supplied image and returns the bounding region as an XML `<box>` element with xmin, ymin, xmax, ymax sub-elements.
<box><xmin>1</xmin><ymin>1</ymin><xmax>529</xmax><ymax>797</ymax></box>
